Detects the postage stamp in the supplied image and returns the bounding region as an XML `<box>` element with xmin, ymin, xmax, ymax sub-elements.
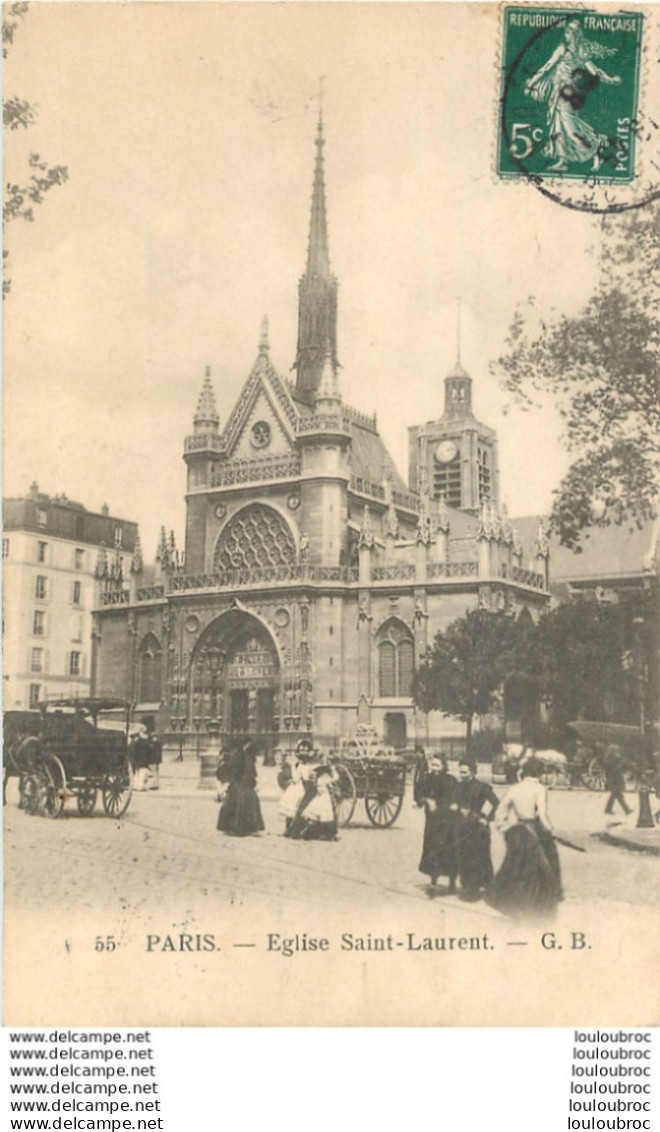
<box><xmin>498</xmin><ymin>6</ymin><xmax>644</xmax><ymax>183</ymax></box>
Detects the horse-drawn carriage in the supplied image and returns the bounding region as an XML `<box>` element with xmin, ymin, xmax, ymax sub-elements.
<box><xmin>3</xmin><ymin>698</ymin><xmax>133</xmax><ymax>819</ymax></box>
<box><xmin>329</xmin><ymin>725</ymin><xmax>407</xmax><ymax>828</ymax></box>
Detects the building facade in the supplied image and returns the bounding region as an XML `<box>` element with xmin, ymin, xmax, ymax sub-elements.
<box><xmin>3</xmin><ymin>486</ymin><xmax>138</xmax><ymax>710</ymax></box>
<box><xmin>92</xmin><ymin>117</ymin><xmax>551</xmax><ymax>755</ymax></box>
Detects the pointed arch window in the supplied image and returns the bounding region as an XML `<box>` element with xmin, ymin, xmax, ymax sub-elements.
<box><xmin>377</xmin><ymin>619</ymin><xmax>415</xmax><ymax>698</ymax></box>
<box><xmin>139</xmin><ymin>633</ymin><xmax>162</xmax><ymax>704</ymax></box>
<box><xmin>213</xmin><ymin>505</ymin><xmax>296</xmax><ymax>572</ymax></box>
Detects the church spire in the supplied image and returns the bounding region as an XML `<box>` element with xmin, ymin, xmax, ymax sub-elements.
<box><xmin>193</xmin><ymin>365</ymin><xmax>220</xmax><ymax>432</ymax></box>
<box><xmin>293</xmin><ymin>111</ymin><xmax>338</xmax><ymax>403</ymax></box>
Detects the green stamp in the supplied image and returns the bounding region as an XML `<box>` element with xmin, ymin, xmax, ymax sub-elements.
<box><xmin>498</xmin><ymin>7</ymin><xmax>644</xmax><ymax>182</ymax></box>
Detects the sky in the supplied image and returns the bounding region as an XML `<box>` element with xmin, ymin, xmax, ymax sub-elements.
<box><xmin>3</xmin><ymin>1</ymin><xmax>617</xmax><ymax>556</ymax></box>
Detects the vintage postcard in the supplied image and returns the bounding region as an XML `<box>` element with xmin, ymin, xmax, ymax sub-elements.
<box><xmin>3</xmin><ymin>2</ymin><xmax>659</xmax><ymax>1027</ymax></box>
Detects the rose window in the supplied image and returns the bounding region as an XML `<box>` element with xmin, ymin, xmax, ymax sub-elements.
<box><xmin>214</xmin><ymin>505</ymin><xmax>296</xmax><ymax>571</ymax></box>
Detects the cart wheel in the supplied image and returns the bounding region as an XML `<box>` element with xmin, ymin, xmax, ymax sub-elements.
<box><xmin>102</xmin><ymin>770</ymin><xmax>132</xmax><ymax>818</ymax></box>
<box><xmin>77</xmin><ymin>784</ymin><xmax>98</xmax><ymax>816</ymax></box>
<box><xmin>41</xmin><ymin>756</ymin><xmax>66</xmax><ymax>819</ymax></box>
<box><xmin>581</xmin><ymin>757</ymin><xmax>606</xmax><ymax>792</ymax></box>
<box><xmin>365</xmin><ymin>793</ymin><xmax>403</xmax><ymax>828</ymax></box>
<box><xmin>331</xmin><ymin>763</ymin><xmax>357</xmax><ymax>827</ymax></box>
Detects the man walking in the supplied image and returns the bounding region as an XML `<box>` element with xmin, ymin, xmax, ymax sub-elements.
<box><xmin>603</xmin><ymin>744</ymin><xmax>632</xmax><ymax>816</ymax></box>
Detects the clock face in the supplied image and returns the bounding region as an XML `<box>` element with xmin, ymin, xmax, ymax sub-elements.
<box><xmin>435</xmin><ymin>440</ymin><xmax>458</xmax><ymax>464</ymax></box>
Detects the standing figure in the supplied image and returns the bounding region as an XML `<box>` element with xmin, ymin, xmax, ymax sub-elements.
<box><xmin>129</xmin><ymin>727</ymin><xmax>151</xmax><ymax>791</ymax></box>
<box><xmin>299</xmin><ymin>765</ymin><xmax>339</xmax><ymax>841</ymax></box>
<box><xmin>287</xmin><ymin>740</ymin><xmax>323</xmax><ymax>840</ymax></box>
<box><xmin>279</xmin><ymin>742</ymin><xmax>306</xmax><ymax>837</ymax></box>
<box><xmin>416</xmin><ymin>752</ymin><xmax>458</xmax><ymax>894</ymax></box>
<box><xmin>524</xmin><ymin>20</ymin><xmax>621</xmax><ymax>172</ymax></box>
<box><xmin>486</xmin><ymin>757</ymin><xmax>563</xmax><ymax>918</ymax></box>
<box><xmin>451</xmin><ymin>759</ymin><xmax>498</xmax><ymax>901</ymax></box>
<box><xmin>145</xmin><ymin>719</ymin><xmax>162</xmax><ymax>791</ymax></box>
<box><xmin>216</xmin><ymin>741</ymin><xmax>265</xmax><ymax>837</ymax></box>
<box><xmin>603</xmin><ymin>744</ymin><xmax>632</xmax><ymax>816</ymax></box>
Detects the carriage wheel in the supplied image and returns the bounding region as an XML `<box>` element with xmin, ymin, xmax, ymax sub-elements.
<box><xmin>41</xmin><ymin>756</ymin><xmax>66</xmax><ymax>819</ymax></box>
<box><xmin>581</xmin><ymin>757</ymin><xmax>606</xmax><ymax>792</ymax></box>
<box><xmin>77</xmin><ymin>783</ymin><xmax>98</xmax><ymax>816</ymax></box>
<box><xmin>365</xmin><ymin>793</ymin><xmax>403</xmax><ymax>828</ymax></box>
<box><xmin>331</xmin><ymin>763</ymin><xmax>357</xmax><ymax>827</ymax></box>
<box><xmin>102</xmin><ymin>770</ymin><xmax>132</xmax><ymax>818</ymax></box>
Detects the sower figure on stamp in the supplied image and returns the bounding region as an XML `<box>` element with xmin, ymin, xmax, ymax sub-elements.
<box><xmin>603</xmin><ymin>743</ymin><xmax>632</xmax><ymax>816</ymax></box>
<box><xmin>450</xmin><ymin>758</ymin><xmax>498</xmax><ymax>901</ymax></box>
<box><xmin>486</xmin><ymin>757</ymin><xmax>563</xmax><ymax>920</ymax></box>
<box><xmin>524</xmin><ymin>20</ymin><xmax>621</xmax><ymax>173</ymax></box>
<box><xmin>416</xmin><ymin>751</ymin><xmax>458</xmax><ymax>895</ymax></box>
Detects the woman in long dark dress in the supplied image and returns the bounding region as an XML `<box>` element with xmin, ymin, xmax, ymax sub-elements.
<box><xmin>216</xmin><ymin>741</ymin><xmax>265</xmax><ymax>837</ymax></box>
<box><xmin>486</xmin><ymin>757</ymin><xmax>562</xmax><ymax>919</ymax></box>
<box><xmin>416</xmin><ymin>753</ymin><xmax>458</xmax><ymax>892</ymax></box>
<box><xmin>451</xmin><ymin>759</ymin><xmax>499</xmax><ymax>901</ymax></box>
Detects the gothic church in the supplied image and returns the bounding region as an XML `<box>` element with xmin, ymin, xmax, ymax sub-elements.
<box><xmin>93</xmin><ymin>116</ymin><xmax>550</xmax><ymax>755</ymax></box>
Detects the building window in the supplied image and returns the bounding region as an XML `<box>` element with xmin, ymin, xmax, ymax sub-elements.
<box><xmin>31</xmin><ymin>648</ymin><xmax>43</xmax><ymax>673</ymax></box>
<box><xmin>37</xmin><ymin>541</ymin><xmax>48</xmax><ymax>563</ymax></box>
<box><xmin>113</xmin><ymin>525</ymin><xmax>123</xmax><ymax>548</ymax></box>
<box><xmin>35</xmin><ymin>575</ymin><xmax>48</xmax><ymax>600</ymax></box>
<box><xmin>377</xmin><ymin>619</ymin><xmax>415</xmax><ymax>698</ymax></box>
<box><xmin>433</xmin><ymin>450</ymin><xmax>461</xmax><ymax>508</ymax></box>
<box><xmin>75</xmin><ymin>548</ymin><xmax>84</xmax><ymax>570</ymax></box>
<box><xmin>478</xmin><ymin>448</ymin><xmax>491</xmax><ymax>503</ymax></box>
<box><xmin>37</xmin><ymin>508</ymin><xmax>47</xmax><ymax>528</ymax></box>
<box><xmin>33</xmin><ymin>610</ymin><xmax>46</xmax><ymax>636</ymax></box>
<box><xmin>72</xmin><ymin>580</ymin><xmax>82</xmax><ymax>605</ymax></box>
<box><xmin>138</xmin><ymin>634</ymin><xmax>163</xmax><ymax>704</ymax></box>
<box><xmin>29</xmin><ymin>684</ymin><xmax>41</xmax><ymax>708</ymax></box>
<box><xmin>2</xmin><ymin>538</ymin><xmax>9</xmax><ymax>558</ymax></box>
<box><xmin>213</xmin><ymin>504</ymin><xmax>296</xmax><ymax>572</ymax></box>
<box><xmin>69</xmin><ymin>651</ymin><xmax>81</xmax><ymax>677</ymax></box>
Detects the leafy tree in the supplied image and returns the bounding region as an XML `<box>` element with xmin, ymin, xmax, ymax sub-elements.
<box><xmin>3</xmin><ymin>3</ymin><xmax>68</xmax><ymax>298</ymax></box>
<box><xmin>413</xmin><ymin>609</ymin><xmax>529</xmax><ymax>751</ymax></box>
<box><xmin>491</xmin><ymin>206</ymin><xmax>660</xmax><ymax>548</ymax></box>
<box><xmin>534</xmin><ymin>588</ymin><xmax>658</xmax><ymax>730</ymax></box>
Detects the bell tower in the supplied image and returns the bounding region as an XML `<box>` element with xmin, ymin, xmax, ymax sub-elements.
<box><xmin>408</xmin><ymin>357</ymin><xmax>499</xmax><ymax>514</ymax></box>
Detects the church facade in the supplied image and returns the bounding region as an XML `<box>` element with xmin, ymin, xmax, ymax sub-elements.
<box><xmin>92</xmin><ymin>116</ymin><xmax>551</xmax><ymax>755</ymax></box>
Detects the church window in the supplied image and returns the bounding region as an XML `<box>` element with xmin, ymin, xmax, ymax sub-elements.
<box><xmin>377</xmin><ymin>619</ymin><xmax>414</xmax><ymax>698</ymax></box>
<box><xmin>433</xmin><ymin>449</ymin><xmax>461</xmax><ymax>508</ymax></box>
<box><xmin>139</xmin><ymin>633</ymin><xmax>163</xmax><ymax>704</ymax></box>
<box><xmin>250</xmin><ymin>421</ymin><xmax>272</xmax><ymax>449</ymax></box>
<box><xmin>478</xmin><ymin>448</ymin><xmax>491</xmax><ymax>503</ymax></box>
<box><xmin>213</xmin><ymin>505</ymin><xmax>296</xmax><ymax>572</ymax></box>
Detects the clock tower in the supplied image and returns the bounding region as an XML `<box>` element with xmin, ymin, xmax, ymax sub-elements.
<box><xmin>408</xmin><ymin>359</ymin><xmax>499</xmax><ymax>513</ymax></box>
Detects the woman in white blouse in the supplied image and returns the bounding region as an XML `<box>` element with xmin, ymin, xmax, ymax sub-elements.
<box><xmin>486</xmin><ymin>755</ymin><xmax>562</xmax><ymax>918</ymax></box>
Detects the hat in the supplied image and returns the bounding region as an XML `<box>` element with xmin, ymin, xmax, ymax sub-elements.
<box><xmin>296</xmin><ymin>738</ymin><xmax>314</xmax><ymax>753</ymax></box>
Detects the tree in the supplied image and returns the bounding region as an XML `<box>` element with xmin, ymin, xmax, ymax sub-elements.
<box><xmin>491</xmin><ymin>206</ymin><xmax>660</xmax><ymax>548</ymax></box>
<box><xmin>533</xmin><ymin>588</ymin><xmax>659</xmax><ymax>730</ymax></box>
<box><xmin>3</xmin><ymin>3</ymin><xmax>68</xmax><ymax>298</ymax></box>
<box><xmin>413</xmin><ymin>610</ymin><xmax>528</xmax><ymax>751</ymax></box>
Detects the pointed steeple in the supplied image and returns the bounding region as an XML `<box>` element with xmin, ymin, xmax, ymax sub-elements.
<box><xmin>293</xmin><ymin>112</ymin><xmax>339</xmax><ymax>402</ymax></box>
<box><xmin>193</xmin><ymin>366</ymin><xmax>220</xmax><ymax>432</ymax></box>
<box><xmin>307</xmin><ymin>113</ymin><xmax>330</xmax><ymax>278</ymax></box>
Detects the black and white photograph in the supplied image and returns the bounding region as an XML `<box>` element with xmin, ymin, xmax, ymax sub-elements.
<box><xmin>2</xmin><ymin>1</ymin><xmax>659</xmax><ymax>1027</ymax></box>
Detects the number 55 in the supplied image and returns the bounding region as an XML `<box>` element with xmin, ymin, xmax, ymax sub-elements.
<box><xmin>509</xmin><ymin>123</ymin><xmax>543</xmax><ymax>159</ymax></box>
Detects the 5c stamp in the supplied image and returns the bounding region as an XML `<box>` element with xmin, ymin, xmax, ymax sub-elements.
<box><xmin>498</xmin><ymin>7</ymin><xmax>644</xmax><ymax>184</ymax></box>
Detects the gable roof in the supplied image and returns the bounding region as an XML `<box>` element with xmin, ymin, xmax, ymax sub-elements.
<box><xmin>514</xmin><ymin>514</ymin><xmax>659</xmax><ymax>586</ymax></box>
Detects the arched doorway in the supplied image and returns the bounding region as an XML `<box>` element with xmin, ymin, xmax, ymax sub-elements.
<box><xmin>190</xmin><ymin>609</ymin><xmax>280</xmax><ymax>749</ymax></box>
